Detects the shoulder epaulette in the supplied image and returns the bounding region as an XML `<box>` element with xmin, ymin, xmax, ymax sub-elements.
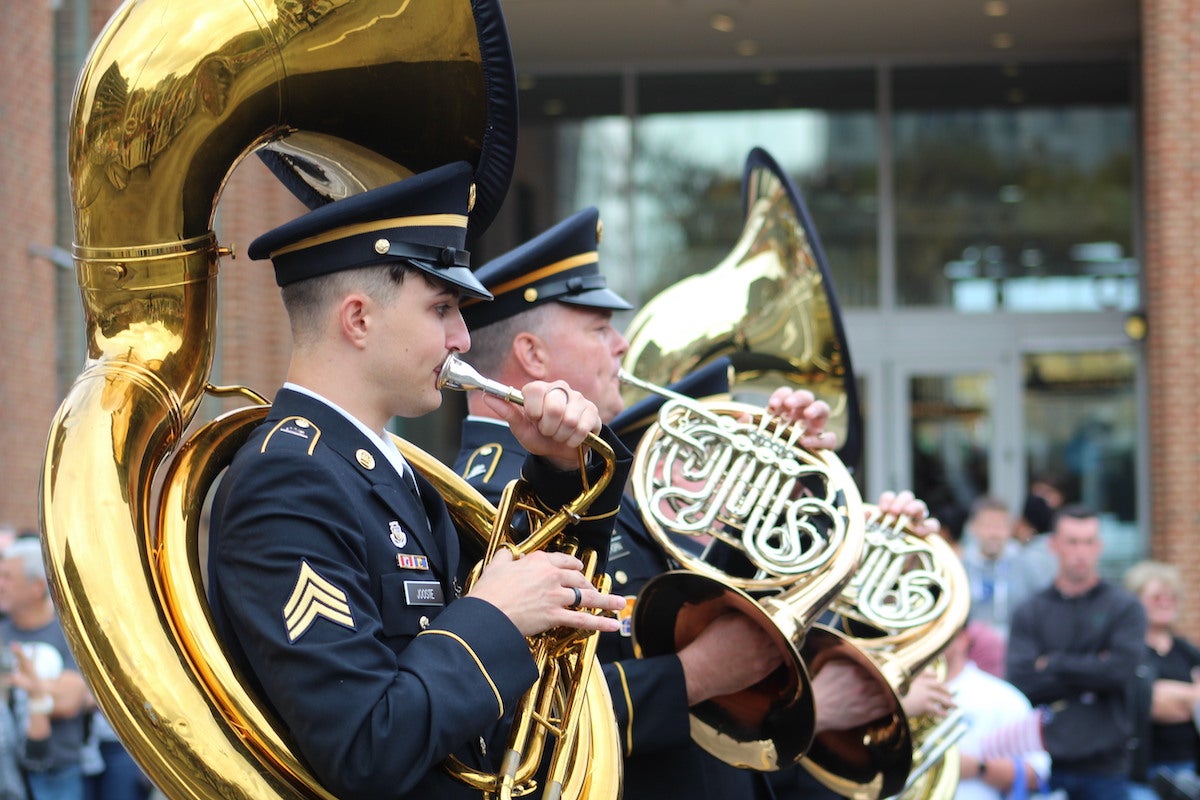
<box><xmin>460</xmin><ymin>443</ymin><xmax>504</xmax><ymax>484</ymax></box>
<box><xmin>261</xmin><ymin>416</ymin><xmax>321</xmax><ymax>456</ymax></box>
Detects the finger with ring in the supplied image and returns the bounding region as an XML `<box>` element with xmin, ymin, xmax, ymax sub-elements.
<box><xmin>568</xmin><ymin>586</ymin><xmax>582</xmax><ymax>610</ymax></box>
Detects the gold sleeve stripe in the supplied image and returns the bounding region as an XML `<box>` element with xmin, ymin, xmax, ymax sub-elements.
<box><xmin>416</xmin><ymin>629</ymin><xmax>504</xmax><ymax>718</ymax></box>
<box><xmin>612</xmin><ymin>662</ymin><xmax>634</xmax><ymax>756</ymax></box>
<box><xmin>260</xmin><ymin>416</ymin><xmax>321</xmax><ymax>455</ymax></box>
<box><xmin>282</xmin><ymin>561</ymin><xmax>355</xmax><ymax>642</ymax></box>
<box><xmin>575</xmin><ymin>507</ymin><xmax>620</xmax><ymax>522</ymax></box>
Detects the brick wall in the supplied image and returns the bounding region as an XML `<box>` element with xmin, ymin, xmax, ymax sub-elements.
<box><xmin>212</xmin><ymin>158</ymin><xmax>303</xmax><ymax>403</ymax></box>
<box><xmin>0</xmin><ymin>1</ymin><xmax>298</xmax><ymax>530</ymax></box>
<box><xmin>1142</xmin><ymin>0</ymin><xmax>1200</xmax><ymax>636</ymax></box>
<box><xmin>0</xmin><ymin>2</ymin><xmax>58</xmax><ymax>531</ymax></box>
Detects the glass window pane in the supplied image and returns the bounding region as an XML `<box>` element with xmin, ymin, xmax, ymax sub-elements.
<box><xmin>1022</xmin><ymin>350</ymin><xmax>1140</xmax><ymax>578</ymax></box>
<box><xmin>631</xmin><ymin>111</ymin><xmax>878</xmax><ymax>307</ymax></box>
<box><xmin>893</xmin><ymin>61</ymin><xmax>1137</xmax><ymax>311</ymax></box>
<box><xmin>497</xmin><ymin>115</ymin><xmax>637</xmax><ymax>304</ymax></box>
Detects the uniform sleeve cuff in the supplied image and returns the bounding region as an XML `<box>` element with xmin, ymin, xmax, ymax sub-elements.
<box><xmin>422</xmin><ymin>596</ymin><xmax>538</xmax><ymax>714</ymax></box>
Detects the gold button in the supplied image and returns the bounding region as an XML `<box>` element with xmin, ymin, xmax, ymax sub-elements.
<box><xmin>614</xmin><ymin>570</ymin><xmax>628</xmax><ymax>585</ymax></box>
<box><xmin>524</xmin><ymin>287</ymin><xmax>539</xmax><ymax>303</ymax></box>
<box><xmin>356</xmin><ymin>449</ymin><xmax>376</xmax><ymax>470</ymax></box>
<box><xmin>374</xmin><ymin>238</ymin><xmax>390</xmax><ymax>254</ymax></box>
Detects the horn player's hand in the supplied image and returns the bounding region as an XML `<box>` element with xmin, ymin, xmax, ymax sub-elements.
<box><xmin>900</xmin><ymin>668</ymin><xmax>955</xmax><ymax>718</ymax></box>
<box><xmin>677</xmin><ymin>613</ymin><xmax>785</xmax><ymax>705</ymax></box>
<box><xmin>766</xmin><ymin>387</ymin><xmax>837</xmax><ymax>451</ymax></box>
<box><xmin>875</xmin><ymin>489</ymin><xmax>941</xmax><ymax>539</ymax></box>
<box><xmin>812</xmin><ymin>658</ymin><xmax>896</xmax><ymax>733</ymax></box>
<box><xmin>469</xmin><ymin>549</ymin><xmax>624</xmax><ymax>638</ymax></box>
<box><xmin>483</xmin><ymin>381</ymin><xmax>602</xmax><ymax>471</ymax></box>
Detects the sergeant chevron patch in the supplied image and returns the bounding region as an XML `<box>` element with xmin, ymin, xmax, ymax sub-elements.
<box><xmin>283</xmin><ymin>560</ymin><xmax>356</xmax><ymax>642</ymax></box>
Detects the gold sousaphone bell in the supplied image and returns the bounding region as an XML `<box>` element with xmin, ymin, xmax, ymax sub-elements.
<box><xmin>43</xmin><ymin>2</ymin><xmax>620</xmax><ymax>799</ymax></box>
<box><xmin>622</xmin><ymin>146</ymin><xmax>864</xmax><ymax>469</ymax></box>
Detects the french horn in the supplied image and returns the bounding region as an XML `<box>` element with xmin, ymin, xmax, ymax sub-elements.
<box><xmin>619</xmin><ymin>369</ymin><xmax>866</xmax><ymax>771</ymax></box>
<box><xmin>35</xmin><ymin>2</ymin><xmax>613</xmax><ymax>799</ymax></box>
<box><xmin>799</xmin><ymin>505</ymin><xmax>971</xmax><ymax>800</ymax></box>
<box><xmin>617</xmin><ymin>143</ymin><xmax>969</xmax><ymax>798</ymax></box>
<box><xmin>430</xmin><ymin>353</ymin><xmax>622</xmax><ymax>800</ymax></box>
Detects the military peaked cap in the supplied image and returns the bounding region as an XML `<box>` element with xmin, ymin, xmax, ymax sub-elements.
<box><xmin>247</xmin><ymin>162</ymin><xmax>491</xmax><ymax>299</ymax></box>
<box><xmin>461</xmin><ymin>207</ymin><xmax>631</xmax><ymax>329</ymax></box>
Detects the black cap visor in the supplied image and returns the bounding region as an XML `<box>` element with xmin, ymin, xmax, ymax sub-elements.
<box><xmin>405</xmin><ymin>261</ymin><xmax>493</xmax><ymax>301</ymax></box>
<box><xmin>558</xmin><ymin>286</ymin><xmax>634</xmax><ymax>313</ymax></box>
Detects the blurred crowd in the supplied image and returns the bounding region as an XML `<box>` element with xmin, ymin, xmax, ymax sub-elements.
<box><xmin>0</xmin><ymin>525</ymin><xmax>152</xmax><ymax>800</ymax></box>
<box><xmin>928</xmin><ymin>476</ymin><xmax>1199</xmax><ymax>800</ymax></box>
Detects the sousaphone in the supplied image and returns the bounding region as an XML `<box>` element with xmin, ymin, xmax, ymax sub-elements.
<box><xmin>621</xmin><ymin>146</ymin><xmax>863</xmax><ymax>469</ymax></box>
<box><xmin>40</xmin><ymin>2</ymin><xmax>536</xmax><ymax>798</ymax></box>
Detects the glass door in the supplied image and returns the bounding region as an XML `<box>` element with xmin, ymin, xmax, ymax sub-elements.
<box><xmin>1019</xmin><ymin>349</ymin><xmax>1141</xmax><ymax>577</ymax></box>
<box><xmin>876</xmin><ymin>344</ymin><xmax>1142</xmax><ymax>575</ymax></box>
<box><xmin>907</xmin><ymin>370</ymin><xmax>997</xmax><ymax>539</ymax></box>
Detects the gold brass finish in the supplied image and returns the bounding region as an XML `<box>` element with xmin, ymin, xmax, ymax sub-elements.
<box><xmin>892</xmin><ymin>659</ymin><xmax>967</xmax><ymax>800</ymax></box>
<box><xmin>427</xmin><ymin>354</ymin><xmax>623</xmax><ymax>800</ymax></box>
<box><xmin>41</xmin><ymin>1</ymin><xmax>525</xmax><ymax>799</ymax></box>
<box><xmin>800</xmin><ymin>505</ymin><xmax>971</xmax><ymax>800</ymax></box>
<box><xmin>621</xmin><ymin>148</ymin><xmax>861</xmax><ymax>464</ymax></box>
<box><xmin>621</xmin><ymin>371</ymin><xmax>865</xmax><ymax>770</ymax></box>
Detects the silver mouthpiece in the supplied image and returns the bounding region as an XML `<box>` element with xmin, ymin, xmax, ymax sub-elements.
<box><xmin>437</xmin><ymin>353</ymin><xmax>524</xmax><ymax>406</ymax></box>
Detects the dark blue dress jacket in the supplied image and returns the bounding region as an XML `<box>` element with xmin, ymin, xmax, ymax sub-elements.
<box><xmin>207</xmin><ymin>389</ymin><xmax>630</xmax><ymax>800</ymax></box>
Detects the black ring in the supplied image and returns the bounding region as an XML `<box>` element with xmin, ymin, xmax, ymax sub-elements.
<box><xmin>568</xmin><ymin>587</ymin><xmax>582</xmax><ymax>610</ymax></box>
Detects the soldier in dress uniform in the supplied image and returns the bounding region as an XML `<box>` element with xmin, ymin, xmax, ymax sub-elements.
<box><xmin>454</xmin><ymin>207</ymin><xmax>935</xmax><ymax>800</ymax></box>
<box><xmin>206</xmin><ymin>162</ymin><xmax>633</xmax><ymax>800</ymax></box>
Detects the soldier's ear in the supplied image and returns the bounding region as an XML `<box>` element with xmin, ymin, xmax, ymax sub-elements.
<box><xmin>338</xmin><ymin>293</ymin><xmax>372</xmax><ymax>348</ymax></box>
<box><xmin>511</xmin><ymin>330</ymin><xmax>550</xmax><ymax>379</ymax></box>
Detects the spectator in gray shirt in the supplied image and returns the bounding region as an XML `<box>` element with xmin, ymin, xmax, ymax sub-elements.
<box><xmin>1006</xmin><ymin>505</ymin><xmax>1146</xmax><ymax>800</ymax></box>
<box><xmin>960</xmin><ymin>496</ymin><xmax>1049</xmax><ymax>646</ymax></box>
